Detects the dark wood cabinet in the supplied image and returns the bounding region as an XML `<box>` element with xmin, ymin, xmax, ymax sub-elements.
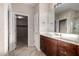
<box><xmin>77</xmin><ymin>45</ymin><xmax>79</xmax><ymax>55</ymax></box>
<box><xmin>48</xmin><ymin>38</ymin><xmax>57</xmax><ymax>56</ymax></box>
<box><xmin>40</xmin><ymin>36</ymin><xmax>45</xmax><ymax>53</ymax></box>
<box><xmin>58</xmin><ymin>40</ymin><xmax>77</xmax><ymax>56</ymax></box>
<box><xmin>45</xmin><ymin>37</ymin><xmax>57</xmax><ymax>56</ymax></box>
<box><xmin>40</xmin><ymin>35</ymin><xmax>77</xmax><ymax>56</ymax></box>
<box><xmin>40</xmin><ymin>35</ymin><xmax>57</xmax><ymax>56</ymax></box>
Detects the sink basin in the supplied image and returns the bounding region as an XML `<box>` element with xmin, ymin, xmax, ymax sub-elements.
<box><xmin>63</xmin><ymin>38</ymin><xmax>78</xmax><ymax>43</ymax></box>
<box><xmin>43</xmin><ymin>32</ymin><xmax>62</xmax><ymax>39</ymax></box>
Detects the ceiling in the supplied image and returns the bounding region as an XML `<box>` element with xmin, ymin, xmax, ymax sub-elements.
<box><xmin>55</xmin><ymin>3</ymin><xmax>79</xmax><ymax>14</ymax></box>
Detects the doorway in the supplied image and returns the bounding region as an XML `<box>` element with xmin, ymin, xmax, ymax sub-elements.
<box><xmin>16</xmin><ymin>14</ymin><xmax>28</xmax><ymax>49</ymax></box>
<box><xmin>59</xmin><ymin>19</ymin><xmax>67</xmax><ymax>33</ymax></box>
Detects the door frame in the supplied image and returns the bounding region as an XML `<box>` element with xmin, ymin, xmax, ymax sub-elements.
<box><xmin>8</xmin><ymin>11</ymin><xmax>29</xmax><ymax>52</ymax></box>
<box><xmin>15</xmin><ymin>13</ymin><xmax>28</xmax><ymax>47</ymax></box>
<box><xmin>34</xmin><ymin>5</ymin><xmax>40</xmax><ymax>51</ymax></box>
<box><xmin>59</xmin><ymin>19</ymin><xmax>67</xmax><ymax>33</ymax></box>
<box><xmin>13</xmin><ymin>12</ymin><xmax>29</xmax><ymax>48</ymax></box>
<box><xmin>8</xmin><ymin>3</ymin><xmax>16</xmax><ymax>52</ymax></box>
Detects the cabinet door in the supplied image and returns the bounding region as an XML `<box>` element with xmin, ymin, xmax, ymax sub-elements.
<box><xmin>40</xmin><ymin>36</ymin><xmax>48</xmax><ymax>55</ymax></box>
<box><xmin>42</xmin><ymin>36</ymin><xmax>57</xmax><ymax>56</ymax></box>
<box><xmin>58</xmin><ymin>40</ymin><xmax>77</xmax><ymax>56</ymax></box>
<box><xmin>40</xmin><ymin>37</ymin><xmax>45</xmax><ymax>53</ymax></box>
<box><xmin>77</xmin><ymin>45</ymin><xmax>79</xmax><ymax>55</ymax></box>
<box><xmin>40</xmin><ymin>36</ymin><xmax>57</xmax><ymax>56</ymax></box>
<box><xmin>45</xmin><ymin>38</ymin><xmax>57</xmax><ymax>56</ymax></box>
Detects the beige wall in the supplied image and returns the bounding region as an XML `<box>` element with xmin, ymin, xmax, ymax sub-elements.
<box><xmin>12</xmin><ymin>4</ymin><xmax>35</xmax><ymax>46</ymax></box>
<box><xmin>0</xmin><ymin>3</ymin><xmax>8</xmax><ymax>55</ymax></box>
<box><xmin>34</xmin><ymin>4</ymin><xmax>40</xmax><ymax>50</ymax></box>
<box><xmin>34</xmin><ymin>3</ymin><xmax>55</xmax><ymax>50</ymax></box>
<box><xmin>0</xmin><ymin>3</ymin><xmax>5</xmax><ymax>55</ymax></box>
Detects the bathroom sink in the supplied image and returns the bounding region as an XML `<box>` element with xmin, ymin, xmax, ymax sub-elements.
<box><xmin>61</xmin><ymin>37</ymin><xmax>79</xmax><ymax>43</ymax></box>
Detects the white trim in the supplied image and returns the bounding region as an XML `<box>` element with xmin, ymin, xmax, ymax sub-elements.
<box><xmin>4</xmin><ymin>3</ymin><xmax>9</xmax><ymax>54</ymax></box>
<box><xmin>33</xmin><ymin>5</ymin><xmax>40</xmax><ymax>51</ymax></box>
<box><xmin>14</xmin><ymin>12</ymin><xmax>30</xmax><ymax>17</ymax></box>
<box><xmin>13</xmin><ymin>12</ymin><xmax>29</xmax><ymax>47</ymax></box>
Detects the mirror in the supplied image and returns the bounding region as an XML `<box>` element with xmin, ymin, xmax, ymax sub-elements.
<box><xmin>55</xmin><ymin>3</ymin><xmax>79</xmax><ymax>34</ymax></box>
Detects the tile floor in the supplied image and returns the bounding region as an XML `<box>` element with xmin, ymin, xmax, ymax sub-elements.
<box><xmin>8</xmin><ymin>46</ymin><xmax>45</xmax><ymax>56</ymax></box>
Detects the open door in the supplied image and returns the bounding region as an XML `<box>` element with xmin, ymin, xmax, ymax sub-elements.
<box><xmin>8</xmin><ymin>5</ymin><xmax>16</xmax><ymax>52</ymax></box>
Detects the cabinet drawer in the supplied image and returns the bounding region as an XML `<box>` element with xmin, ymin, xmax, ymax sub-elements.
<box><xmin>58</xmin><ymin>47</ymin><xmax>67</xmax><ymax>56</ymax></box>
<box><xmin>58</xmin><ymin>40</ymin><xmax>77</xmax><ymax>56</ymax></box>
<box><xmin>58</xmin><ymin>46</ymin><xmax>76</xmax><ymax>56</ymax></box>
<box><xmin>58</xmin><ymin>40</ymin><xmax>77</xmax><ymax>50</ymax></box>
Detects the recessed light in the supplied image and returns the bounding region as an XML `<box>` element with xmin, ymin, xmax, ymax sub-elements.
<box><xmin>17</xmin><ymin>16</ymin><xmax>24</xmax><ymax>19</ymax></box>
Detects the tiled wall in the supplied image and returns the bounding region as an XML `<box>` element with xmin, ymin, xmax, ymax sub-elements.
<box><xmin>39</xmin><ymin>3</ymin><xmax>49</xmax><ymax>34</ymax></box>
<box><xmin>39</xmin><ymin>3</ymin><xmax>55</xmax><ymax>34</ymax></box>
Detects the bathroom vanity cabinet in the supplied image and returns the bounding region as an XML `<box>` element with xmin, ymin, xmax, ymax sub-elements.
<box><xmin>40</xmin><ymin>35</ymin><xmax>57</xmax><ymax>56</ymax></box>
<box><xmin>40</xmin><ymin>35</ymin><xmax>78</xmax><ymax>56</ymax></box>
<box><xmin>57</xmin><ymin>40</ymin><xmax>77</xmax><ymax>56</ymax></box>
<box><xmin>77</xmin><ymin>45</ymin><xmax>79</xmax><ymax>55</ymax></box>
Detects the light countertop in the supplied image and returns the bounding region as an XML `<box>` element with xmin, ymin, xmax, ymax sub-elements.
<box><xmin>40</xmin><ymin>32</ymin><xmax>79</xmax><ymax>45</ymax></box>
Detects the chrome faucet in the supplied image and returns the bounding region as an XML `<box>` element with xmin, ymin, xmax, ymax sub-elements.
<box><xmin>54</xmin><ymin>33</ymin><xmax>62</xmax><ymax>37</ymax></box>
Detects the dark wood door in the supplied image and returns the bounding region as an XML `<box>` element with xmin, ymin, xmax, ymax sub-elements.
<box><xmin>16</xmin><ymin>15</ymin><xmax>28</xmax><ymax>47</ymax></box>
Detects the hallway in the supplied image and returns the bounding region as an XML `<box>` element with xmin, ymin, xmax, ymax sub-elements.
<box><xmin>8</xmin><ymin>46</ymin><xmax>45</xmax><ymax>56</ymax></box>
